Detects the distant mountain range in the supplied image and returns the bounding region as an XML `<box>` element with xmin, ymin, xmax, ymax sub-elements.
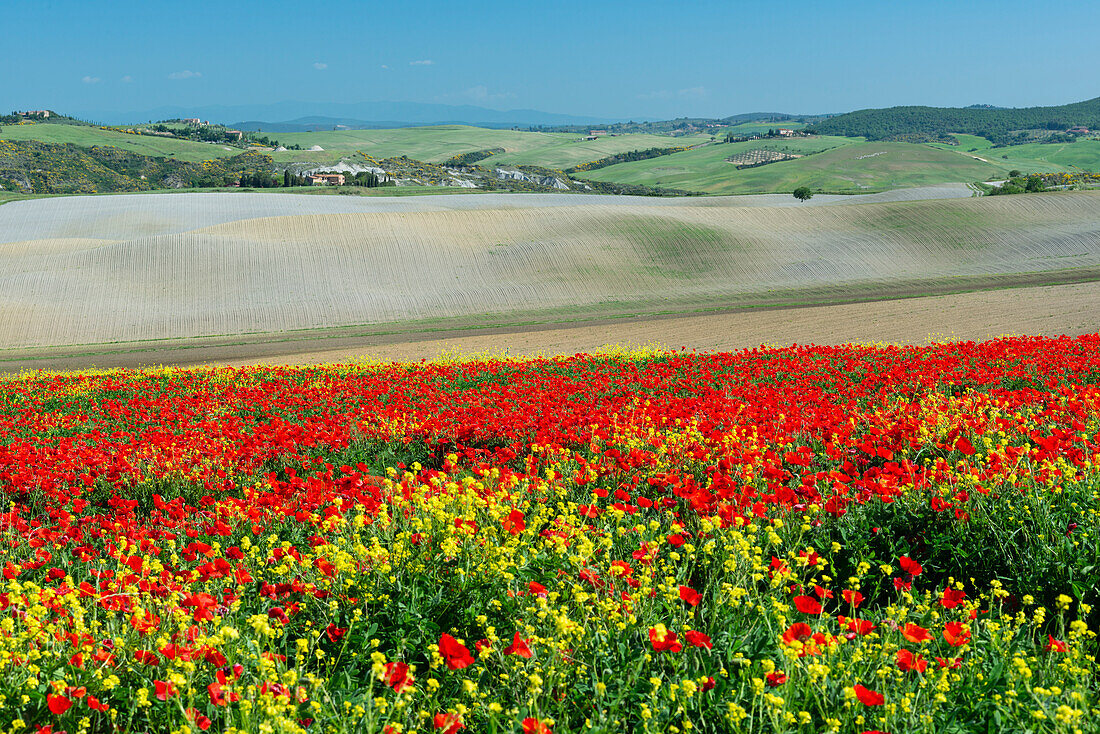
<box><xmin>76</xmin><ymin>101</ymin><xmax>621</xmax><ymax>128</ymax></box>
<box><xmin>62</xmin><ymin>97</ymin><xmax>1100</xmax><ymax>140</ymax></box>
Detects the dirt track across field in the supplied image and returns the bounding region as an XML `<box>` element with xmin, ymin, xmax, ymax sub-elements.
<box><xmin>3</xmin><ymin>280</ymin><xmax>1098</xmax><ymax>371</ymax></box>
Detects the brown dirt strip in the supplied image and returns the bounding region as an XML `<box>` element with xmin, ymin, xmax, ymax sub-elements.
<box><xmin>2</xmin><ymin>280</ymin><xmax>1098</xmax><ymax>372</ymax></box>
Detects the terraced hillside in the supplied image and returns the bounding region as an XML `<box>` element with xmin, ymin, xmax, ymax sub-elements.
<box><xmin>0</xmin><ymin>190</ymin><xmax>1097</xmax><ymax>348</ymax></box>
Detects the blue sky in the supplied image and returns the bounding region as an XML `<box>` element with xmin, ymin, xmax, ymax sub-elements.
<box><xmin>5</xmin><ymin>0</ymin><xmax>1098</xmax><ymax>121</ymax></box>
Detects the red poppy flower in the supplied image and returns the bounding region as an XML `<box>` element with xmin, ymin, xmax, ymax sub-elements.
<box><xmin>901</xmin><ymin>623</ymin><xmax>932</xmax><ymax>643</ymax></box>
<box><xmin>765</xmin><ymin>672</ymin><xmax>788</xmax><ymax>687</ymax></box>
<box><xmin>782</xmin><ymin>622</ymin><xmax>813</xmax><ymax>643</ymax></box>
<box><xmin>433</xmin><ymin>712</ymin><xmax>464</xmax><ymax>734</ymax></box>
<box><xmin>899</xmin><ymin>556</ymin><xmax>923</xmax><ymax>577</ymax></box>
<box><xmin>384</xmin><ymin>661</ymin><xmax>415</xmax><ymax>693</ymax></box>
<box><xmin>936</xmin><ymin>657</ymin><xmax>962</xmax><ymax>669</ymax></box>
<box><xmin>648</xmin><ymin>626</ymin><xmax>683</xmax><ymax>653</ymax></box>
<box><xmin>180</xmin><ymin>592</ymin><xmax>219</xmax><ymax>622</ymax></box>
<box><xmin>130</xmin><ymin>610</ymin><xmax>160</xmax><ymax>635</ymax></box>
<box><xmin>896</xmin><ymin>649</ymin><xmax>928</xmax><ymax>673</ymax></box>
<box><xmin>854</xmin><ymin>684</ymin><xmax>884</xmax><ymax>706</ymax></box>
<box><xmin>679</xmin><ymin>585</ymin><xmax>702</xmax><ymax>607</ymax></box>
<box><xmin>842</xmin><ymin>589</ymin><xmax>864</xmax><ymax>608</ymax></box>
<box><xmin>502</xmin><ymin>509</ymin><xmax>525</xmax><ymax>535</ymax></box>
<box><xmin>685</xmin><ymin>630</ymin><xmax>712</xmax><ymax>649</ymax></box>
<box><xmin>793</xmin><ymin>595</ymin><xmax>822</xmax><ymax>614</ymax></box>
<box><xmin>522</xmin><ymin>718</ymin><xmax>553</xmax><ymax>734</ymax></box>
<box><xmin>438</xmin><ymin>634</ymin><xmax>474</xmax><ymax>670</ymax></box>
<box><xmin>943</xmin><ymin>621</ymin><xmax>970</xmax><ymax>647</ymax></box>
<box><xmin>155</xmin><ymin>680</ymin><xmax>178</xmax><ymax>701</ymax></box>
<box><xmin>1045</xmin><ymin>635</ymin><xmax>1068</xmax><ymax>653</ymax></box>
<box><xmin>46</xmin><ymin>694</ymin><xmax>72</xmax><ymax>715</ymax></box>
<box><xmin>186</xmin><ymin>708</ymin><xmax>212</xmax><ymax>731</ymax></box>
<box><xmin>504</xmin><ymin>631</ymin><xmax>533</xmax><ymax>658</ymax></box>
<box><xmin>326</xmin><ymin>623</ymin><xmax>347</xmax><ymax>643</ymax></box>
<box><xmin>940</xmin><ymin>587</ymin><xmax>967</xmax><ymax>608</ymax></box>
<box><xmin>839</xmin><ymin>616</ymin><xmax>876</xmax><ymax>636</ymax></box>
<box><xmin>133</xmin><ymin>649</ymin><xmax>160</xmax><ymax>666</ymax></box>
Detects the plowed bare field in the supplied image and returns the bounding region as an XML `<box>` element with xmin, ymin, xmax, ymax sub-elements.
<box><xmin>1</xmin><ymin>190</ymin><xmax>1098</xmax><ymax>367</ymax></box>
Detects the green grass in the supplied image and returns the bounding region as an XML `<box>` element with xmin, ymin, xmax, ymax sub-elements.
<box><xmin>485</xmin><ymin>133</ymin><xmax>712</xmax><ymax>168</ymax></box>
<box><xmin>0</xmin><ymin>122</ymin><xmax>244</xmax><ymax>162</ymax></box>
<box><xmin>269</xmin><ymin>125</ymin><xmax>575</xmax><ymax>164</ymax></box>
<box><xmin>574</xmin><ymin>136</ymin><xmax>848</xmax><ymax>192</ymax></box>
<box><xmin>978</xmin><ymin>139</ymin><xmax>1100</xmax><ymax>173</ymax></box>
<box><xmin>927</xmin><ymin>135</ymin><xmax>1100</xmax><ymax>177</ymax></box>
<box><xmin>578</xmin><ymin>139</ymin><xmax>1039</xmax><ymax>193</ymax></box>
<box><xmin>267</xmin><ymin>125</ymin><xmax>711</xmax><ymax>167</ymax></box>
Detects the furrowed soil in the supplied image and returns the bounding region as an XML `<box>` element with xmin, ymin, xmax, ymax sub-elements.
<box><xmin>2</xmin><ymin>188</ymin><xmax>1099</xmax><ymax>369</ymax></box>
<box><xmin>3</xmin><ymin>280</ymin><xmax>1099</xmax><ymax>371</ymax></box>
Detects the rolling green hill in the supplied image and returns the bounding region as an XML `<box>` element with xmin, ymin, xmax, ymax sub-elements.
<box><xmin>5</xmin><ymin>113</ymin><xmax>1097</xmax><ymax>198</ymax></box>
<box><xmin>0</xmin><ymin>121</ymin><xmax>245</xmax><ymax>162</ymax></box>
<box><xmin>478</xmin><ymin>132</ymin><xmax>711</xmax><ymax>168</ymax></box>
<box><xmin>973</xmin><ymin>139</ymin><xmax>1100</xmax><ymax>173</ymax></box>
<box><xmin>267</xmin><ymin>125</ymin><xmax>712</xmax><ymax>167</ymax></box>
<box><xmin>926</xmin><ymin>135</ymin><xmax>1100</xmax><ymax>173</ymax></box>
<box><xmin>0</xmin><ymin>139</ymin><xmax>272</xmax><ymax>194</ymax></box>
<box><xmin>577</xmin><ymin>139</ymin><xmax>1030</xmax><ymax>193</ymax></box>
<box><xmin>0</xmin><ymin>120</ymin><xmax>713</xmax><ymax>172</ymax></box>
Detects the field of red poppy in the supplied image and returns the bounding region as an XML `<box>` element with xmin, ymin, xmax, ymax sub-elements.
<box><xmin>1</xmin><ymin>337</ymin><xmax>1099</xmax><ymax>734</ymax></box>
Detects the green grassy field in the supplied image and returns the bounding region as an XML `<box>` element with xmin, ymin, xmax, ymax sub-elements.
<box><xmin>977</xmin><ymin>139</ymin><xmax>1100</xmax><ymax>173</ymax></box>
<box><xmin>268</xmin><ymin>125</ymin><xmax>712</xmax><ymax>167</ymax></box>
<box><xmin>570</xmin><ymin>136</ymin><xmax>840</xmax><ymax>192</ymax></box>
<box><xmin>0</xmin><ymin>122</ymin><xmax>243</xmax><ymax>162</ymax></box>
<box><xmin>481</xmin><ymin>132</ymin><xmax>712</xmax><ymax>168</ymax></box>
<box><xmin>577</xmin><ymin>138</ymin><xmax>1040</xmax><ymax>193</ymax></box>
<box><xmin>927</xmin><ymin>135</ymin><xmax>1100</xmax><ymax>175</ymax></box>
<box><xmin>0</xmin><ymin>121</ymin><xmax>711</xmax><ymax>172</ymax></box>
<box><xmin>7</xmin><ymin>119</ymin><xmax>1098</xmax><ymax>195</ymax></box>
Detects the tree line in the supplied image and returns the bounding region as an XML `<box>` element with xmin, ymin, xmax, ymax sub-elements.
<box><xmin>567</xmin><ymin>147</ymin><xmax>686</xmax><ymax>173</ymax></box>
<box><xmin>814</xmin><ymin>97</ymin><xmax>1100</xmax><ymax>145</ymax></box>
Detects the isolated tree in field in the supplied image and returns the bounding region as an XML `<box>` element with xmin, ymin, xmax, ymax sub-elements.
<box><xmin>284</xmin><ymin>170</ymin><xmax>291</xmax><ymax>187</ymax></box>
<box><xmin>793</xmin><ymin>186</ymin><xmax>813</xmax><ymax>202</ymax></box>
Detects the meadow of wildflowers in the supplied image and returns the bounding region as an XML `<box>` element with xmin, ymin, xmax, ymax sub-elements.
<box><xmin>0</xmin><ymin>336</ymin><xmax>1098</xmax><ymax>733</ymax></box>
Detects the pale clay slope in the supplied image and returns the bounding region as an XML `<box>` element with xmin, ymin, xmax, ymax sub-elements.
<box><xmin>1</xmin><ymin>188</ymin><xmax>1098</xmax><ymax>349</ymax></box>
<box><xmin>0</xmin><ymin>186</ymin><xmax>973</xmax><ymax>245</ymax></box>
